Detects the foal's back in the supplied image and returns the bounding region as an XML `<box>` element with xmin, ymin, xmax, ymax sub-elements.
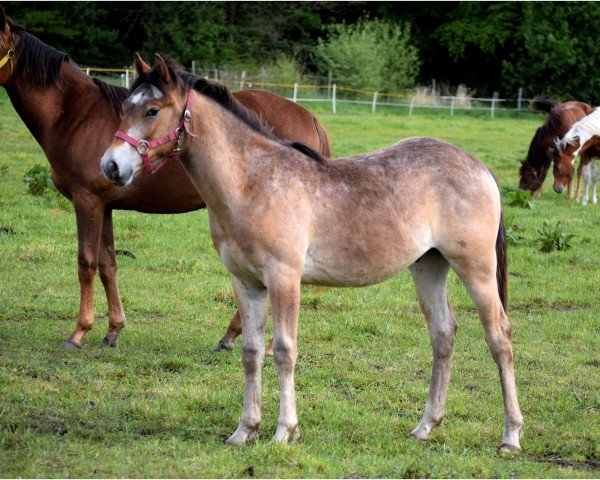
<box><xmin>263</xmin><ymin>137</ymin><xmax>501</xmax><ymax>287</ymax></box>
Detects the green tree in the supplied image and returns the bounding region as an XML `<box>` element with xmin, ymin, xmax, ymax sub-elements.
<box><xmin>314</xmin><ymin>17</ymin><xmax>420</xmax><ymax>92</ymax></box>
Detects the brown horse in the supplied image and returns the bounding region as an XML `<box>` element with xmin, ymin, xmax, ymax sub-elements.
<box><xmin>0</xmin><ymin>8</ymin><xmax>330</xmax><ymax>350</ymax></box>
<box><xmin>519</xmin><ymin>97</ymin><xmax>593</xmax><ymax>198</ymax></box>
<box><xmin>101</xmin><ymin>55</ymin><xmax>523</xmax><ymax>452</ymax></box>
<box><xmin>553</xmin><ymin>108</ymin><xmax>600</xmax><ymax>205</ymax></box>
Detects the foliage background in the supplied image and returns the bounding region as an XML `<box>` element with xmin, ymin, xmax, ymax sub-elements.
<box><xmin>4</xmin><ymin>1</ymin><xmax>600</xmax><ymax>101</ymax></box>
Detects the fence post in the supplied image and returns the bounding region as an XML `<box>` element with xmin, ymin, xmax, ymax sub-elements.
<box><xmin>332</xmin><ymin>83</ymin><xmax>337</xmax><ymax>114</ymax></box>
<box><xmin>214</xmin><ymin>68</ymin><xmax>218</xmax><ymax>80</ymax></box>
<box><xmin>409</xmin><ymin>98</ymin><xmax>414</xmax><ymax>116</ymax></box>
<box><xmin>450</xmin><ymin>96</ymin><xmax>455</xmax><ymax>116</ymax></box>
<box><xmin>491</xmin><ymin>98</ymin><xmax>496</xmax><ymax>118</ymax></box>
<box><xmin>240</xmin><ymin>71</ymin><xmax>246</xmax><ymax>90</ymax></box>
<box><xmin>517</xmin><ymin>87</ymin><xmax>523</xmax><ymax>115</ymax></box>
<box><xmin>293</xmin><ymin>83</ymin><xmax>298</xmax><ymax>103</ymax></box>
<box><xmin>191</xmin><ymin>61</ymin><xmax>196</xmax><ymax>75</ymax></box>
<box><xmin>85</xmin><ymin>67</ymin><xmax>90</xmax><ymax>76</ymax></box>
<box><xmin>372</xmin><ymin>91</ymin><xmax>378</xmax><ymax>113</ymax></box>
<box><xmin>125</xmin><ymin>69</ymin><xmax>130</xmax><ymax>88</ymax></box>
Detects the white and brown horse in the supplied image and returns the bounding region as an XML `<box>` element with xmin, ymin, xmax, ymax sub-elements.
<box><xmin>100</xmin><ymin>56</ymin><xmax>523</xmax><ymax>451</ymax></box>
<box><xmin>553</xmin><ymin>108</ymin><xmax>600</xmax><ymax>205</ymax></box>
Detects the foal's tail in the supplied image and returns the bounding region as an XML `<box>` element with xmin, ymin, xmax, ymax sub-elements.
<box><xmin>496</xmin><ymin>208</ymin><xmax>508</xmax><ymax>311</ymax></box>
<box><xmin>313</xmin><ymin>117</ymin><xmax>332</xmax><ymax>157</ymax></box>
<box><xmin>529</xmin><ymin>96</ymin><xmax>559</xmax><ymax>113</ymax></box>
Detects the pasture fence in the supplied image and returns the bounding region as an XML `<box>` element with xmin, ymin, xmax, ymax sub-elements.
<box><xmin>83</xmin><ymin>66</ymin><xmax>532</xmax><ymax>118</ymax></box>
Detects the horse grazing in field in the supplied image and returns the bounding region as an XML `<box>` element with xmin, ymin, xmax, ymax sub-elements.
<box><xmin>100</xmin><ymin>55</ymin><xmax>523</xmax><ymax>452</ymax></box>
<box><xmin>519</xmin><ymin>97</ymin><xmax>593</xmax><ymax>197</ymax></box>
<box><xmin>0</xmin><ymin>7</ymin><xmax>330</xmax><ymax>350</ymax></box>
<box><xmin>553</xmin><ymin>108</ymin><xmax>600</xmax><ymax>205</ymax></box>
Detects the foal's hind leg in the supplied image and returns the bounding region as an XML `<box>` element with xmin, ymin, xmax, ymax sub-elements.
<box><xmin>452</xmin><ymin>260</ymin><xmax>523</xmax><ymax>452</ymax></box>
<box><xmin>408</xmin><ymin>250</ymin><xmax>456</xmax><ymax>441</ymax></box>
<box><xmin>215</xmin><ymin>312</ymin><xmax>274</xmax><ymax>355</ymax></box>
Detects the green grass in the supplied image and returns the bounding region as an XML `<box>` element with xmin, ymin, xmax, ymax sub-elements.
<box><xmin>1</xmin><ymin>89</ymin><xmax>599</xmax><ymax>478</ymax></box>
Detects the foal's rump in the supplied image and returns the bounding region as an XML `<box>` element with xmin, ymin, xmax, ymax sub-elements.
<box><xmin>301</xmin><ymin>137</ymin><xmax>502</xmax><ymax>287</ymax></box>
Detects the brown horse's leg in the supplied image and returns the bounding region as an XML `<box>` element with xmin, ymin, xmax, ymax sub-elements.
<box><xmin>98</xmin><ymin>209</ymin><xmax>125</xmax><ymax>348</ymax></box>
<box><xmin>453</xmin><ymin>259</ymin><xmax>523</xmax><ymax>452</ymax></box>
<box><xmin>408</xmin><ymin>250</ymin><xmax>455</xmax><ymax>441</ymax></box>
<box><xmin>226</xmin><ymin>276</ymin><xmax>269</xmax><ymax>445</ymax></box>
<box><xmin>62</xmin><ymin>195</ymin><xmax>104</xmax><ymax>349</ymax></box>
<box><xmin>575</xmin><ymin>157</ymin><xmax>586</xmax><ymax>202</ymax></box>
<box><xmin>214</xmin><ymin>311</ymin><xmax>243</xmax><ymax>351</ymax></box>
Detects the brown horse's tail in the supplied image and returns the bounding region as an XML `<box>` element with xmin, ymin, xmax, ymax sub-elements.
<box><xmin>313</xmin><ymin>117</ymin><xmax>331</xmax><ymax>157</ymax></box>
<box><xmin>529</xmin><ymin>96</ymin><xmax>559</xmax><ymax>113</ymax></box>
<box><xmin>496</xmin><ymin>207</ymin><xmax>508</xmax><ymax>311</ymax></box>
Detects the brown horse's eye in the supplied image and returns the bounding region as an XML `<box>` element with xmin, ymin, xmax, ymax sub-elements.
<box><xmin>146</xmin><ymin>107</ymin><xmax>160</xmax><ymax>117</ymax></box>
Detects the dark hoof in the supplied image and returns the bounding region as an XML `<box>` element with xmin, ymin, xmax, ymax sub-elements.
<box><xmin>99</xmin><ymin>336</ymin><xmax>117</xmax><ymax>348</ymax></box>
<box><xmin>213</xmin><ymin>340</ymin><xmax>234</xmax><ymax>352</ymax></box>
<box><xmin>61</xmin><ymin>340</ymin><xmax>82</xmax><ymax>350</ymax></box>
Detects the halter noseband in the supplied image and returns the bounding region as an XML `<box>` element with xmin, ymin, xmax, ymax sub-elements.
<box><xmin>114</xmin><ymin>89</ymin><xmax>196</xmax><ymax>175</ymax></box>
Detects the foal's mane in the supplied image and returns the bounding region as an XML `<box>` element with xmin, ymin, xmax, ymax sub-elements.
<box><xmin>8</xmin><ymin>16</ymin><xmax>127</xmax><ymax>114</ymax></box>
<box><xmin>556</xmin><ymin>107</ymin><xmax>600</xmax><ymax>151</ymax></box>
<box><xmin>130</xmin><ymin>59</ymin><xmax>325</xmax><ymax>162</ymax></box>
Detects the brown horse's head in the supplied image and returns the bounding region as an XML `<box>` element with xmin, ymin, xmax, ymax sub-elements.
<box><xmin>518</xmin><ymin>159</ymin><xmax>544</xmax><ymax>194</ymax></box>
<box><xmin>0</xmin><ymin>6</ymin><xmax>16</xmax><ymax>86</ymax></box>
<box><xmin>551</xmin><ymin>139</ymin><xmax>578</xmax><ymax>194</ymax></box>
<box><xmin>101</xmin><ymin>54</ymin><xmax>190</xmax><ymax>186</ymax></box>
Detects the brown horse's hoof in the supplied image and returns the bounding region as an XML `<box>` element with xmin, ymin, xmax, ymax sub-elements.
<box><xmin>213</xmin><ymin>340</ymin><xmax>234</xmax><ymax>352</ymax></box>
<box><xmin>61</xmin><ymin>340</ymin><xmax>82</xmax><ymax>350</ymax></box>
<box><xmin>99</xmin><ymin>336</ymin><xmax>117</xmax><ymax>348</ymax></box>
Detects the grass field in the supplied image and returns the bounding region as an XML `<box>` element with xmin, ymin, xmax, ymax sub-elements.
<box><xmin>0</xmin><ymin>88</ymin><xmax>599</xmax><ymax>478</ymax></box>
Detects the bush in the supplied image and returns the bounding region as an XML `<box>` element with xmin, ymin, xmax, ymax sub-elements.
<box><xmin>23</xmin><ymin>164</ymin><xmax>55</xmax><ymax>196</ymax></box>
<box><xmin>505</xmin><ymin>188</ymin><xmax>536</xmax><ymax>209</ymax></box>
<box><xmin>314</xmin><ymin>17</ymin><xmax>420</xmax><ymax>93</ymax></box>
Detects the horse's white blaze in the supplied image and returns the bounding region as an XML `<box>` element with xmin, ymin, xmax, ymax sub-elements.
<box><xmin>129</xmin><ymin>85</ymin><xmax>163</xmax><ymax>105</ymax></box>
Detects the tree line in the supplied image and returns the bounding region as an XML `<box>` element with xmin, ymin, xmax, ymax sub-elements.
<box><xmin>4</xmin><ymin>1</ymin><xmax>600</xmax><ymax>103</ymax></box>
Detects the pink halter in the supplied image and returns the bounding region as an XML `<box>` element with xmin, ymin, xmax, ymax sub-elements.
<box><xmin>114</xmin><ymin>89</ymin><xmax>196</xmax><ymax>175</ymax></box>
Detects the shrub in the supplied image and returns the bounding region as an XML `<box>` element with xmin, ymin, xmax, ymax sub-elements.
<box><xmin>23</xmin><ymin>164</ymin><xmax>55</xmax><ymax>196</ymax></box>
<box><xmin>314</xmin><ymin>17</ymin><xmax>420</xmax><ymax>93</ymax></box>
<box><xmin>535</xmin><ymin>221</ymin><xmax>575</xmax><ymax>252</ymax></box>
<box><xmin>505</xmin><ymin>188</ymin><xmax>536</xmax><ymax>209</ymax></box>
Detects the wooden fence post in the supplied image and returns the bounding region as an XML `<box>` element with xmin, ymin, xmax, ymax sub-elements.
<box><xmin>372</xmin><ymin>91</ymin><xmax>378</xmax><ymax>113</ymax></box>
<box><xmin>293</xmin><ymin>83</ymin><xmax>298</xmax><ymax>103</ymax></box>
<box><xmin>332</xmin><ymin>83</ymin><xmax>337</xmax><ymax>114</ymax></box>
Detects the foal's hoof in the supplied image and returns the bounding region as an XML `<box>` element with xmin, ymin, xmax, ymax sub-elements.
<box><xmin>499</xmin><ymin>443</ymin><xmax>521</xmax><ymax>454</ymax></box>
<box><xmin>226</xmin><ymin>429</ymin><xmax>258</xmax><ymax>445</ymax></box>
<box><xmin>99</xmin><ymin>336</ymin><xmax>117</xmax><ymax>349</ymax></box>
<box><xmin>272</xmin><ymin>424</ymin><xmax>300</xmax><ymax>443</ymax></box>
<box><xmin>213</xmin><ymin>340</ymin><xmax>234</xmax><ymax>352</ymax></box>
<box><xmin>61</xmin><ymin>340</ymin><xmax>82</xmax><ymax>350</ymax></box>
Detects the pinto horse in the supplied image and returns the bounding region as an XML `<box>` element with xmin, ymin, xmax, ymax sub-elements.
<box><xmin>0</xmin><ymin>8</ymin><xmax>330</xmax><ymax>350</ymax></box>
<box><xmin>519</xmin><ymin>96</ymin><xmax>593</xmax><ymax>197</ymax></box>
<box><xmin>553</xmin><ymin>108</ymin><xmax>600</xmax><ymax>205</ymax></box>
<box><xmin>100</xmin><ymin>55</ymin><xmax>524</xmax><ymax>451</ymax></box>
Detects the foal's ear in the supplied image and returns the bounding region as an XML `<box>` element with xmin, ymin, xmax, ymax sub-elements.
<box><xmin>134</xmin><ymin>53</ymin><xmax>151</xmax><ymax>75</ymax></box>
<box><xmin>154</xmin><ymin>53</ymin><xmax>172</xmax><ymax>84</ymax></box>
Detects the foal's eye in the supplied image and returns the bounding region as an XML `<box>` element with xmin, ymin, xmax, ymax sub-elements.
<box><xmin>145</xmin><ymin>107</ymin><xmax>160</xmax><ymax>117</ymax></box>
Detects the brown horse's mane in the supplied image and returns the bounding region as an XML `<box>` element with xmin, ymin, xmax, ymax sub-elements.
<box><xmin>130</xmin><ymin>59</ymin><xmax>325</xmax><ymax>163</ymax></box>
<box><xmin>8</xmin><ymin>17</ymin><xmax>127</xmax><ymax>114</ymax></box>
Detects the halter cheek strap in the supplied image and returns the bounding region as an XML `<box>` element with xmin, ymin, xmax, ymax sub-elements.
<box><xmin>114</xmin><ymin>89</ymin><xmax>197</xmax><ymax>175</ymax></box>
<box><xmin>0</xmin><ymin>48</ymin><xmax>15</xmax><ymax>80</ymax></box>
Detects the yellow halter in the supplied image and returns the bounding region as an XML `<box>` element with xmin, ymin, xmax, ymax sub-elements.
<box><xmin>0</xmin><ymin>45</ymin><xmax>15</xmax><ymax>80</ymax></box>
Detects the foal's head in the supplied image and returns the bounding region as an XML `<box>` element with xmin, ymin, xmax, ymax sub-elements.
<box><xmin>551</xmin><ymin>138</ymin><xmax>579</xmax><ymax>194</ymax></box>
<box><xmin>101</xmin><ymin>54</ymin><xmax>190</xmax><ymax>186</ymax></box>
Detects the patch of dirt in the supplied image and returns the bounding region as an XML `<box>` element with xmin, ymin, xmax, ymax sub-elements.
<box><xmin>530</xmin><ymin>456</ymin><xmax>600</xmax><ymax>471</ymax></box>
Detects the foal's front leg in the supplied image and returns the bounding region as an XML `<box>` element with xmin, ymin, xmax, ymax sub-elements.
<box><xmin>226</xmin><ymin>276</ymin><xmax>269</xmax><ymax>445</ymax></box>
<box><xmin>267</xmin><ymin>270</ymin><xmax>301</xmax><ymax>442</ymax></box>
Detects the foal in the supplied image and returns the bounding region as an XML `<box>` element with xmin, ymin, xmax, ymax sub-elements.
<box><xmin>553</xmin><ymin>108</ymin><xmax>600</xmax><ymax>205</ymax></box>
<box><xmin>101</xmin><ymin>56</ymin><xmax>523</xmax><ymax>452</ymax></box>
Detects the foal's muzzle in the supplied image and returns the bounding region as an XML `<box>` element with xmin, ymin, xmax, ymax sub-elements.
<box><xmin>101</xmin><ymin>156</ymin><xmax>132</xmax><ymax>186</ymax></box>
<box><xmin>553</xmin><ymin>185</ymin><xmax>564</xmax><ymax>194</ymax></box>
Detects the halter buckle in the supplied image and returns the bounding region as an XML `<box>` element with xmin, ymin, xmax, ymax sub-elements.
<box><xmin>184</xmin><ymin>110</ymin><xmax>191</xmax><ymax>122</ymax></box>
<box><xmin>136</xmin><ymin>140</ymin><xmax>149</xmax><ymax>154</ymax></box>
